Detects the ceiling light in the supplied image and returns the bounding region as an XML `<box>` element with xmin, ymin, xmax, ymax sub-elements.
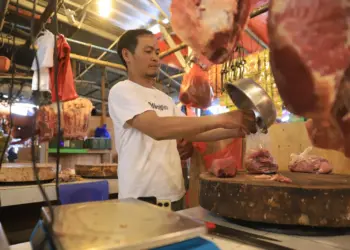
<box><xmin>98</xmin><ymin>0</ymin><xmax>111</xmax><ymax>18</ymax></box>
<box><xmin>149</xmin><ymin>24</ymin><xmax>160</xmax><ymax>34</ymax></box>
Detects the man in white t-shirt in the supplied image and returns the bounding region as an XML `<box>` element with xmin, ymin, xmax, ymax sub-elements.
<box><xmin>108</xmin><ymin>29</ymin><xmax>257</xmax><ymax>211</ymax></box>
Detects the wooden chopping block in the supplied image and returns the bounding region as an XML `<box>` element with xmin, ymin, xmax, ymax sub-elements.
<box><xmin>75</xmin><ymin>163</ymin><xmax>117</xmax><ymax>178</ymax></box>
<box><xmin>0</xmin><ymin>163</ymin><xmax>56</xmax><ymax>182</ymax></box>
<box><xmin>199</xmin><ymin>171</ymin><xmax>350</xmax><ymax>227</ymax></box>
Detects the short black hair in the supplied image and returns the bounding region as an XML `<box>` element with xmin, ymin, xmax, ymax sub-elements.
<box><xmin>117</xmin><ymin>29</ymin><xmax>154</xmax><ymax>67</ymax></box>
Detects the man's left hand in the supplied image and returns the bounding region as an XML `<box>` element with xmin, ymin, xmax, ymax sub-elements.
<box><xmin>177</xmin><ymin>139</ymin><xmax>194</xmax><ymax>160</ymax></box>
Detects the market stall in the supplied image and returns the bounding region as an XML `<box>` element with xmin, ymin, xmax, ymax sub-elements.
<box><xmin>0</xmin><ymin>0</ymin><xmax>349</xmax><ymax>249</ymax></box>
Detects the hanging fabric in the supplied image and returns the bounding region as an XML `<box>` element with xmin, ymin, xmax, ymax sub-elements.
<box><xmin>31</xmin><ymin>29</ymin><xmax>55</xmax><ymax>92</ymax></box>
<box><xmin>50</xmin><ymin>34</ymin><xmax>78</xmax><ymax>102</ymax></box>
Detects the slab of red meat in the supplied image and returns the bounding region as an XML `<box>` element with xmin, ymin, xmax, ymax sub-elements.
<box><xmin>9</xmin><ymin>98</ymin><xmax>93</xmax><ymax>142</ymax></box>
<box><xmin>179</xmin><ymin>64</ymin><xmax>214</xmax><ymax>109</ymax></box>
<box><xmin>268</xmin><ymin>0</ymin><xmax>350</xmax><ymax>157</ymax></box>
<box><xmin>210</xmin><ymin>156</ymin><xmax>237</xmax><ymax>178</ymax></box>
<box><xmin>170</xmin><ymin>0</ymin><xmax>251</xmax><ymax>64</ymax></box>
<box><xmin>245</xmin><ymin>148</ymin><xmax>279</xmax><ymax>174</ymax></box>
<box><xmin>62</xmin><ymin>98</ymin><xmax>94</xmax><ymax>139</ymax></box>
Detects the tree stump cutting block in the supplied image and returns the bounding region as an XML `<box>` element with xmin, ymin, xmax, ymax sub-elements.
<box><xmin>199</xmin><ymin>171</ymin><xmax>350</xmax><ymax>227</ymax></box>
<box><xmin>75</xmin><ymin>163</ymin><xmax>117</xmax><ymax>178</ymax></box>
<box><xmin>0</xmin><ymin>163</ymin><xmax>56</xmax><ymax>183</ymax></box>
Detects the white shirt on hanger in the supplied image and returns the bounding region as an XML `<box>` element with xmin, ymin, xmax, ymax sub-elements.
<box><xmin>31</xmin><ymin>30</ymin><xmax>55</xmax><ymax>91</ymax></box>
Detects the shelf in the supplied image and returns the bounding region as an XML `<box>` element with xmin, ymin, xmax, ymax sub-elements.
<box><xmin>48</xmin><ymin>148</ymin><xmax>111</xmax><ymax>154</ymax></box>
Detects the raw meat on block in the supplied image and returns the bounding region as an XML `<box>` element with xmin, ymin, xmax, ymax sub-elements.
<box><xmin>210</xmin><ymin>156</ymin><xmax>237</xmax><ymax>178</ymax></box>
<box><xmin>268</xmin><ymin>0</ymin><xmax>350</xmax><ymax>157</ymax></box>
<box><xmin>245</xmin><ymin>148</ymin><xmax>278</xmax><ymax>174</ymax></box>
<box><xmin>254</xmin><ymin>174</ymin><xmax>292</xmax><ymax>184</ymax></box>
<box><xmin>170</xmin><ymin>0</ymin><xmax>251</xmax><ymax>64</ymax></box>
<box><xmin>288</xmin><ymin>147</ymin><xmax>333</xmax><ymax>174</ymax></box>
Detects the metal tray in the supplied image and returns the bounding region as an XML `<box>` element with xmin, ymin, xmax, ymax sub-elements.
<box><xmin>42</xmin><ymin>198</ymin><xmax>207</xmax><ymax>250</ymax></box>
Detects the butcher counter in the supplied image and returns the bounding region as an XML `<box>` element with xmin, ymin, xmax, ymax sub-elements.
<box><xmin>0</xmin><ymin>179</ymin><xmax>118</xmax><ymax>244</ymax></box>
<box><xmin>7</xmin><ymin>206</ymin><xmax>350</xmax><ymax>250</ymax></box>
<box><xmin>0</xmin><ymin>179</ymin><xmax>118</xmax><ymax>207</ymax></box>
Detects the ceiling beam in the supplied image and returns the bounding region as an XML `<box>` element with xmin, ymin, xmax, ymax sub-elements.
<box><xmin>63</xmin><ymin>0</ymin><xmax>128</xmax><ymax>30</ymax></box>
<box><xmin>1</xmin><ymin>33</ymin><xmax>127</xmax><ymax>72</ymax></box>
<box><xmin>10</xmin><ymin>0</ymin><xmax>119</xmax><ymax>41</ymax></box>
<box><xmin>159</xmin><ymin>43</ymin><xmax>187</xmax><ymax>59</ymax></box>
<box><xmin>26</xmin><ymin>0</ymin><xmax>58</xmax><ymax>47</ymax></box>
<box><xmin>160</xmin><ymin>26</ymin><xmax>188</xmax><ymax>71</ymax></box>
<box><xmin>74</xmin><ymin>38</ymin><xmax>120</xmax><ymax>80</ymax></box>
<box><xmin>114</xmin><ymin>0</ymin><xmax>160</xmax><ymax>23</ymax></box>
<box><xmin>0</xmin><ymin>0</ymin><xmax>10</xmax><ymax>31</ymax></box>
<box><xmin>149</xmin><ymin>0</ymin><xmax>168</xmax><ymax>20</ymax></box>
<box><xmin>250</xmin><ymin>3</ymin><xmax>269</xmax><ymax>18</ymax></box>
<box><xmin>245</xmin><ymin>28</ymin><xmax>268</xmax><ymax>49</ymax></box>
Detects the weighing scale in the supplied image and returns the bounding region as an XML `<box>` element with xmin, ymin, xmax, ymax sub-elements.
<box><xmin>30</xmin><ymin>198</ymin><xmax>220</xmax><ymax>250</ymax></box>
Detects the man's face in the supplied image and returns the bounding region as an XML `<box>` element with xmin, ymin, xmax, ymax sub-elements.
<box><xmin>124</xmin><ymin>34</ymin><xmax>160</xmax><ymax>78</ymax></box>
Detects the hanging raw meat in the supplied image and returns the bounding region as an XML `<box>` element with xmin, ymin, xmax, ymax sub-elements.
<box><xmin>170</xmin><ymin>0</ymin><xmax>251</xmax><ymax>64</ymax></box>
<box><xmin>268</xmin><ymin>0</ymin><xmax>350</xmax><ymax>157</ymax></box>
<box><xmin>5</xmin><ymin>98</ymin><xmax>93</xmax><ymax>142</ymax></box>
<box><xmin>179</xmin><ymin>64</ymin><xmax>214</xmax><ymax>109</ymax></box>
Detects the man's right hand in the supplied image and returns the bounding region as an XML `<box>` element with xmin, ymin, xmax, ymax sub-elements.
<box><xmin>219</xmin><ymin>110</ymin><xmax>257</xmax><ymax>134</ymax></box>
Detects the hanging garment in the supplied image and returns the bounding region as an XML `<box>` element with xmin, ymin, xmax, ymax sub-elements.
<box><xmin>50</xmin><ymin>34</ymin><xmax>78</xmax><ymax>102</ymax></box>
<box><xmin>31</xmin><ymin>30</ymin><xmax>55</xmax><ymax>92</ymax></box>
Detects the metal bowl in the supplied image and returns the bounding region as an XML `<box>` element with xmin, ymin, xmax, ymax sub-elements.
<box><xmin>224</xmin><ymin>78</ymin><xmax>277</xmax><ymax>129</ymax></box>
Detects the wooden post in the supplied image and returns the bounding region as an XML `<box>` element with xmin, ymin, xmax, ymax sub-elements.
<box><xmin>100</xmin><ymin>68</ymin><xmax>106</xmax><ymax>126</ymax></box>
<box><xmin>71</xmin><ymin>59</ymin><xmax>76</xmax><ymax>77</ymax></box>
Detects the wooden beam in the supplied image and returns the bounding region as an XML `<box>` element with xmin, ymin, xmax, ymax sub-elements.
<box><xmin>0</xmin><ymin>33</ymin><xmax>127</xmax><ymax>72</ymax></box>
<box><xmin>11</xmin><ymin>0</ymin><xmax>119</xmax><ymax>41</ymax></box>
<box><xmin>250</xmin><ymin>3</ymin><xmax>269</xmax><ymax>18</ymax></box>
<box><xmin>7</xmin><ymin>4</ymin><xmax>41</xmax><ymax>20</ymax></box>
<box><xmin>160</xmin><ymin>26</ymin><xmax>187</xmax><ymax>70</ymax></box>
<box><xmin>100</xmin><ymin>68</ymin><xmax>106</xmax><ymax>126</ymax></box>
<box><xmin>31</xmin><ymin>0</ymin><xmax>57</xmax><ymax>39</ymax></box>
<box><xmin>70</xmin><ymin>53</ymin><xmax>126</xmax><ymax>71</ymax></box>
<box><xmin>159</xmin><ymin>43</ymin><xmax>187</xmax><ymax>59</ymax></box>
<box><xmin>0</xmin><ymin>0</ymin><xmax>10</xmax><ymax>31</ymax></box>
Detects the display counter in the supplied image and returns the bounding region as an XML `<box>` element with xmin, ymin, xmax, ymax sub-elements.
<box><xmin>0</xmin><ymin>179</ymin><xmax>118</xmax><ymax>207</ymax></box>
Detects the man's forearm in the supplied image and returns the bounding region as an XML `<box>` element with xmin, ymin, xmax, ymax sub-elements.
<box><xmin>186</xmin><ymin>128</ymin><xmax>245</xmax><ymax>142</ymax></box>
<box><xmin>154</xmin><ymin>116</ymin><xmax>222</xmax><ymax>140</ymax></box>
<box><xmin>129</xmin><ymin>111</ymin><xmax>223</xmax><ymax>140</ymax></box>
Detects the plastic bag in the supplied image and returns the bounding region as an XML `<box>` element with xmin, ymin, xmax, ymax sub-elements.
<box><xmin>245</xmin><ymin>132</ymin><xmax>278</xmax><ymax>174</ymax></box>
<box><xmin>209</xmin><ymin>156</ymin><xmax>237</xmax><ymax>178</ymax></box>
<box><xmin>193</xmin><ymin>138</ymin><xmax>243</xmax><ymax>177</ymax></box>
<box><xmin>179</xmin><ymin>64</ymin><xmax>214</xmax><ymax>109</ymax></box>
<box><xmin>288</xmin><ymin>147</ymin><xmax>333</xmax><ymax>174</ymax></box>
<box><xmin>95</xmin><ymin>124</ymin><xmax>111</xmax><ymax>138</ymax></box>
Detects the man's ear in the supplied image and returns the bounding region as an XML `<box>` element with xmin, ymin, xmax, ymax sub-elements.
<box><xmin>122</xmin><ymin>48</ymin><xmax>131</xmax><ymax>64</ymax></box>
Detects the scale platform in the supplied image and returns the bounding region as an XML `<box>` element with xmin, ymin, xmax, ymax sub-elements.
<box><xmin>38</xmin><ymin>198</ymin><xmax>214</xmax><ymax>250</ymax></box>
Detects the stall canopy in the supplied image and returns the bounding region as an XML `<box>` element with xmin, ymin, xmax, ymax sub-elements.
<box><xmin>0</xmin><ymin>0</ymin><xmax>270</xmax><ymax>113</ymax></box>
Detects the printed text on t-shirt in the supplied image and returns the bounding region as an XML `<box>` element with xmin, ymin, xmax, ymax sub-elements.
<box><xmin>148</xmin><ymin>102</ymin><xmax>169</xmax><ymax>111</ymax></box>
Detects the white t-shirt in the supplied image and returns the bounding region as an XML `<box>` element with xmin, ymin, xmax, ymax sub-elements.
<box><xmin>31</xmin><ymin>30</ymin><xmax>55</xmax><ymax>91</ymax></box>
<box><xmin>108</xmin><ymin>80</ymin><xmax>186</xmax><ymax>202</ymax></box>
